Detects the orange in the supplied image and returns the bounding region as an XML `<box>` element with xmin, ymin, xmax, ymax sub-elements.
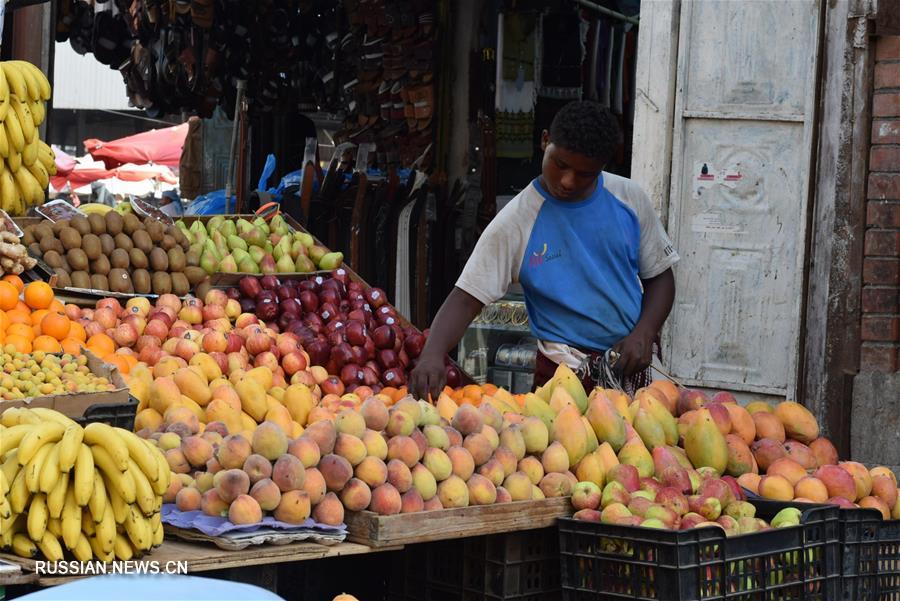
<box><xmin>5</xmin><ymin>335</ymin><xmax>31</xmax><ymax>353</ymax></box>
<box><xmin>481</xmin><ymin>383</ymin><xmax>498</xmax><ymax>396</ymax></box>
<box><xmin>105</xmin><ymin>355</ymin><xmax>131</xmax><ymax>375</ymax></box>
<box><xmin>48</xmin><ymin>299</ymin><xmax>65</xmax><ymax>314</ymax></box>
<box><xmin>1</xmin><ymin>275</ymin><xmax>24</xmax><ymax>292</ymax></box>
<box><xmin>32</xmin><ymin>335</ymin><xmax>62</xmax><ymax>353</ymax></box>
<box><xmin>463</xmin><ymin>384</ymin><xmax>482</xmax><ymax>400</ymax></box>
<box><xmin>7</xmin><ymin>311</ymin><xmax>31</xmax><ymax>326</ymax></box>
<box><xmin>24</xmin><ymin>281</ymin><xmax>53</xmax><ymax>310</ymax></box>
<box><xmin>60</xmin><ymin>338</ymin><xmax>83</xmax><ymax>356</ymax></box>
<box><xmin>0</xmin><ymin>282</ymin><xmax>19</xmax><ymax>311</ymax></box>
<box><xmin>7</xmin><ymin>323</ymin><xmax>35</xmax><ymax>341</ymax></box>
<box><xmin>86</xmin><ymin>333</ymin><xmax>115</xmax><ymax>357</ymax></box>
<box><xmin>68</xmin><ymin>321</ymin><xmax>86</xmax><ymax>342</ymax></box>
<box><xmin>40</xmin><ymin>312</ymin><xmax>71</xmax><ymax>341</ymax></box>
<box><xmin>0</xmin><ymin>311</ymin><xmax>10</xmax><ymax>332</ymax></box>
<box><xmin>14</xmin><ymin>301</ymin><xmax>28</xmax><ymax>313</ymax></box>
<box><xmin>31</xmin><ymin>309</ymin><xmax>49</xmax><ymax>327</ymax></box>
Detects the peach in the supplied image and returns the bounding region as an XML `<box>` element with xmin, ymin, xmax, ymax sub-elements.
<box><xmin>783</xmin><ymin>440</ymin><xmax>817</xmax><ymax>470</ymax></box>
<box><xmin>752</xmin><ymin>412</ymin><xmax>785</xmax><ymax>442</ymax></box>
<box><xmin>502</xmin><ymin>472</ymin><xmax>533</xmax><ymax>502</ymax></box>
<box><xmin>815</xmin><ymin>465</ymin><xmax>859</xmax><ymax>501</ymax></box>
<box><xmin>369</xmin><ymin>483</ymin><xmax>402</xmax><ymax>515</ymax></box>
<box><xmin>840</xmin><ymin>462</ymin><xmax>873</xmax><ymax>500</ymax></box>
<box><xmin>411</xmin><ymin>463</ymin><xmax>438</xmax><ymax>501</ymax></box>
<box><xmin>423</xmin><ymin>448</ymin><xmax>453</xmax><ymax>481</ymax></box>
<box><xmin>444</xmin><ymin>427</ymin><xmax>463</xmax><ymax>448</ymax></box>
<box><xmin>273</xmin><ymin>454</ymin><xmax>306</xmax><ymax>492</ymax></box>
<box><xmin>386</xmin><ymin>410</ymin><xmax>415</xmax><ymax>438</ymax></box>
<box><xmin>333</xmin><ymin>433</ymin><xmax>367</xmax><ymax>466</ymax></box>
<box><xmin>356</xmin><ymin>456</ymin><xmax>388</xmax><ymax>488</ymax></box>
<box><xmin>163</xmin><ymin>477</ymin><xmax>183</xmax><ymax>503</ymax></box>
<box><xmin>809</xmin><ymin>438</ymin><xmax>839</xmax><ymax>467</ymax></box>
<box><xmin>175</xmin><ymin>487</ymin><xmax>202</xmax><ymax>511</ymax></box>
<box><xmin>541</xmin><ymin>441</ymin><xmax>570</xmax><ymax>474</ymax></box>
<box><xmin>768</xmin><ymin>458</ymin><xmax>807</xmax><ymax>486</ymax></box>
<box><xmin>463</xmin><ymin>433</ymin><xmax>493</xmax><ymax>467</ymax></box>
<box><xmin>386</xmin><ymin>459</ymin><xmax>413</xmax><ymax>493</ymax></box>
<box><xmin>340</xmin><ymin>478</ymin><xmax>373</xmax><ymax>512</ymax></box>
<box><xmin>423</xmin><ymin>425</ymin><xmax>450</xmax><ymax>451</ymax></box>
<box><xmin>478</xmin><ymin>459</ymin><xmax>506</xmax><ymax>487</ymax></box>
<box><xmin>447</xmin><ymin>446</ymin><xmax>476</xmax><ymax>481</ymax></box>
<box><xmin>250</xmin><ymin>478</ymin><xmax>282</xmax><ymax>511</ymax></box>
<box><xmin>335</xmin><ymin>410</ymin><xmax>367</xmax><ymax>438</ymax></box>
<box><xmin>311</xmin><ymin>492</ymin><xmax>344</xmax><ymax>525</ymax></box>
<box><xmin>359</xmin><ymin>398</ymin><xmax>390</xmax><ymax>431</ymax></box>
<box><xmin>243</xmin><ymin>454</ymin><xmax>273</xmax><ymax>484</ymax></box>
<box><xmin>216</xmin><ymin>469</ymin><xmax>251</xmax><ymax>503</ymax></box>
<box><xmin>758</xmin><ymin>475</ymin><xmax>795</xmax><ymax>501</ymax></box>
<box><xmin>362</xmin><ymin>430</ymin><xmax>388</xmax><ymax>460</ymax></box>
<box><xmin>302</xmin><ymin>468</ymin><xmax>327</xmax><ymax>505</ymax></box>
<box><xmin>387</xmin><ymin>436</ymin><xmax>421</xmax><ymax>468</ymax></box>
<box><xmin>495</xmin><ymin>487</ymin><xmax>512</xmax><ymax>504</ymax></box>
<box><xmin>487</xmin><ymin>447</ymin><xmax>514</xmax><ymax>478</ymax></box>
<box><xmin>305</xmin><ymin>420</ymin><xmax>338</xmax><ymax>455</ymax></box>
<box><xmin>521</xmin><ymin>417</ymin><xmax>550</xmax><ymax>454</ymax></box>
<box><xmin>499</xmin><ymin>426</ymin><xmax>526</xmax><ymax>461</ymax></box>
<box><xmin>319</xmin><ymin>454</ymin><xmax>353</xmax><ymax>492</ymax></box>
<box><xmin>794</xmin><ymin>477</ymin><xmax>829</xmax><ymax>503</ymax></box>
<box><xmin>201</xmin><ymin>489</ymin><xmax>229</xmax><ymax>517</ymax></box>
<box><xmin>437</xmin><ymin>475</ymin><xmax>469</xmax><ymax>508</ymax></box>
<box><xmin>479</xmin><ymin>403</ymin><xmax>503</xmax><ymax>431</ymax></box>
<box><xmin>228</xmin><ymin>494</ymin><xmax>262</xmax><ymax>525</ymax></box>
<box><xmin>288</xmin><ymin>436</ymin><xmax>321</xmax><ymax>468</ymax></box>
<box><xmin>467</xmin><ymin>474</ymin><xmax>498</xmax><ymax>505</ymax></box>
<box><xmin>424</xmin><ymin>496</ymin><xmax>444</xmax><ymax>510</ymax></box>
<box><xmin>400</xmin><ymin>489</ymin><xmax>425</xmax><ymax>513</ymax></box>
<box><xmin>166</xmin><ymin>448</ymin><xmax>191</xmax><ymax>474</ymax></box>
<box><xmin>181</xmin><ymin>436</ymin><xmax>214</xmax><ymax>468</ymax></box>
<box><xmin>519</xmin><ymin>457</ymin><xmax>545</xmax><ymax>486</ymax></box>
<box><xmin>251</xmin><ymin>422</ymin><xmax>289</xmax><ymax>461</ymax></box>
<box><xmin>539</xmin><ymin>472</ymin><xmax>573</xmax><ymax>498</ymax></box>
<box><xmin>451</xmin><ymin>404</ymin><xmax>484</xmax><ymax>436</ymax></box>
<box><xmin>751</xmin><ymin>438</ymin><xmax>787</xmax><ymax>471</ymax></box>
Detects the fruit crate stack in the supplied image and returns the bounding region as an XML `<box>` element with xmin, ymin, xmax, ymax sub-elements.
<box><xmin>387</xmin><ymin>528</ymin><xmax>561</xmax><ymax>601</ymax></box>
<box><xmin>838</xmin><ymin>507</ymin><xmax>900</xmax><ymax>600</ymax></box>
<box><xmin>557</xmin><ymin>500</ymin><xmax>841</xmax><ymax>601</ymax></box>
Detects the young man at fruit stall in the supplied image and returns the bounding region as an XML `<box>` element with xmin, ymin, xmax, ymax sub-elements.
<box><xmin>410</xmin><ymin>101</ymin><xmax>679</xmax><ymax>401</ymax></box>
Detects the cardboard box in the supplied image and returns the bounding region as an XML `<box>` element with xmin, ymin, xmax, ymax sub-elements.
<box><xmin>0</xmin><ymin>348</ymin><xmax>130</xmax><ymax>419</ymax></box>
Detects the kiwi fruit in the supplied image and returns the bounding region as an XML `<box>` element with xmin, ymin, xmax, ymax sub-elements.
<box><xmin>132</xmin><ymin>269</ymin><xmax>151</xmax><ymax>294</ymax></box>
<box><xmin>81</xmin><ymin>234</ymin><xmax>101</xmax><ymax>260</ymax></box>
<box><xmin>151</xmin><ymin>271</ymin><xmax>172</xmax><ymax>295</ymax></box>
<box><xmin>90</xmin><ymin>255</ymin><xmax>111</xmax><ymax>276</ymax></box>
<box><xmin>70</xmin><ymin>271</ymin><xmax>90</xmax><ymax>289</ymax></box>
<box><xmin>160</xmin><ymin>235</ymin><xmax>176</xmax><ymax>251</ymax></box>
<box><xmin>183</xmin><ymin>266</ymin><xmax>207</xmax><ymax>286</ymax></box>
<box><xmin>185</xmin><ymin>248</ymin><xmax>200</xmax><ymax>267</ymax></box>
<box><xmin>110</xmin><ymin>248</ymin><xmax>130</xmax><ymax>270</ymax></box>
<box><xmin>99</xmin><ymin>234</ymin><xmax>115</xmax><ymax>256</ymax></box>
<box><xmin>58</xmin><ymin>256</ymin><xmax>71</xmax><ymax>273</ymax></box>
<box><xmin>70</xmin><ymin>216</ymin><xmax>91</xmax><ymax>236</ymax></box>
<box><xmin>90</xmin><ymin>274</ymin><xmax>109</xmax><ymax>291</ymax></box>
<box><xmin>194</xmin><ymin>278</ymin><xmax>212</xmax><ymax>302</ymax></box>
<box><xmin>122</xmin><ymin>213</ymin><xmax>142</xmax><ymax>236</ymax></box>
<box><xmin>114</xmin><ymin>233</ymin><xmax>134</xmax><ymax>252</ymax></box>
<box><xmin>88</xmin><ymin>214</ymin><xmax>106</xmax><ymax>235</ymax></box>
<box><xmin>105</xmin><ymin>212</ymin><xmax>124</xmax><ymax>236</ymax></box>
<box><xmin>149</xmin><ymin>247</ymin><xmax>168</xmax><ymax>271</ymax></box>
<box><xmin>33</xmin><ymin>223</ymin><xmax>53</xmax><ymax>242</ymax></box>
<box><xmin>43</xmin><ymin>250</ymin><xmax>63</xmax><ymax>268</ymax></box>
<box><xmin>132</xmin><ymin>230</ymin><xmax>153</xmax><ymax>254</ymax></box>
<box><xmin>21</xmin><ymin>228</ymin><xmax>35</xmax><ymax>246</ymax></box>
<box><xmin>146</xmin><ymin>220</ymin><xmax>165</xmax><ymax>243</ymax></box>
<box><xmin>51</xmin><ymin>220</ymin><xmax>69</xmax><ymax>235</ymax></box>
<box><xmin>53</xmin><ymin>268</ymin><xmax>72</xmax><ymax>288</ymax></box>
<box><xmin>108</xmin><ymin>268</ymin><xmax>132</xmax><ymax>293</ymax></box>
<box><xmin>129</xmin><ymin>248</ymin><xmax>148</xmax><ymax>270</ymax></box>
<box><xmin>168</xmin><ymin>226</ymin><xmax>189</xmax><ymax>248</ymax></box>
<box><xmin>28</xmin><ymin>243</ymin><xmax>41</xmax><ymax>256</ymax></box>
<box><xmin>167</xmin><ymin>247</ymin><xmax>186</xmax><ymax>272</ymax></box>
<box><xmin>66</xmin><ymin>248</ymin><xmax>89</xmax><ymax>272</ymax></box>
<box><xmin>59</xmin><ymin>227</ymin><xmax>82</xmax><ymax>251</ymax></box>
<box><xmin>171</xmin><ymin>272</ymin><xmax>190</xmax><ymax>296</ymax></box>
<box><xmin>40</xmin><ymin>236</ymin><xmax>63</xmax><ymax>254</ymax></box>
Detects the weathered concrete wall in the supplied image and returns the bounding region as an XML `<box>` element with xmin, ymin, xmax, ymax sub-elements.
<box><xmin>851</xmin><ymin>370</ymin><xmax>900</xmax><ymax>471</ymax></box>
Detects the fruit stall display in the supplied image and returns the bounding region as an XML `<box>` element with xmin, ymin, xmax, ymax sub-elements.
<box><xmin>0</xmin><ymin>60</ymin><xmax>56</xmax><ymax>216</ymax></box>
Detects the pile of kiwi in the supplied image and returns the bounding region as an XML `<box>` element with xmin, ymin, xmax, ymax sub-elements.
<box><xmin>21</xmin><ymin>213</ymin><xmax>207</xmax><ymax>296</ymax></box>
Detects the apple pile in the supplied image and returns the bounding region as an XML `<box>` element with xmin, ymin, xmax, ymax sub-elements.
<box><xmin>226</xmin><ymin>271</ymin><xmax>461</xmax><ymax>393</ymax></box>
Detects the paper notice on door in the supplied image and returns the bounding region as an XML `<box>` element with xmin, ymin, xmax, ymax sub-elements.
<box><xmin>691</xmin><ymin>212</ymin><xmax>745</xmax><ymax>234</ymax></box>
<box><xmin>693</xmin><ymin>162</ymin><xmax>745</xmax><ymax>198</ymax></box>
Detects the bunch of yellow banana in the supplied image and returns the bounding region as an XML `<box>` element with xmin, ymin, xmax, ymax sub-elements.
<box><xmin>0</xmin><ymin>61</ymin><xmax>56</xmax><ymax>216</ymax></box>
<box><xmin>77</xmin><ymin>203</ymin><xmax>114</xmax><ymax>216</ymax></box>
<box><xmin>0</xmin><ymin>407</ymin><xmax>169</xmax><ymax>562</ymax></box>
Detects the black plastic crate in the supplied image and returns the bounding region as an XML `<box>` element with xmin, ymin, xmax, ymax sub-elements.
<box><xmin>72</xmin><ymin>395</ymin><xmax>139</xmax><ymax>430</ymax></box>
<box><xmin>388</xmin><ymin>528</ymin><xmax>561</xmax><ymax>601</ymax></box>
<box><xmin>838</xmin><ymin>507</ymin><xmax>900</xmax><ymax>601</ymax></box>
<box><xmin>558</xmin><ymin>500</ymin><xmax>841</xmax><ymax>601</ymax></box>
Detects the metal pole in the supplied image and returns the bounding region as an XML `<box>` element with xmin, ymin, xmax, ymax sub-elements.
<box><xmin>224</xmin><ymin>80</ymin><xmax>246</xmax><ymax>213</ymax></box>
<box><xmin>573</xmin><ymin>0</ymin><xmax>639</xmax><ymax>26</ymax></box>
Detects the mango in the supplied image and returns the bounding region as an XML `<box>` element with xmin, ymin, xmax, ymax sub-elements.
<box><xmin>235</xmin><ymin>378</ymin><xmax>268</xmax><ymax>422</ymax></box>
<box><xmin>751</xmin><ymin>438</ymin><xmax>787</xmax><ymax>471</ymax></box>
<box><xmin>411</xmin><ymin>464</ymin><xmax>437</xmax><ymax>501</ymax></box>
<box><xmin>724</xmin><ymin>434</ymin><xmax>755</xmax><ymax>477</ymax></box>
<box><xmin>723</xmin><ymin>403</ymin><xmax>755</xmax><ymax>444</ymax></box>
<box><xmin>815</xmin><ymin>465</ymin><xmax>858</xmax><ymax>501</ymax></box>
<box><xmin>757</xmin><ymin>475</ymin><xmax>794</xmax><ymax>501</ymax></box>
<box><xmin>706</xmin><ymin>403</ymin><xmax>732</xmax><ymax>436</ymax></box>
<box><xmin>423</xmin><ymin>448</ymin><xmax>452</xmax><ymax>481</ymax></box>
<box><xmin>859</xmin><ymin>496</ymin><xmax>891</xmax><ymax>520</ymax></box>
<box><xmin>794</xmin><ymin>477</ymin><xmax>829</xmax><ymax>503</ymax></box>
<box><xmin>872</xmin><ymin>475</ymin><xmax>898</xmax><ymax>508</ymax></box>
<box><xmin>523</xmin><ymin>393</ymin><xmax>556</xmax><ymax>430</ymax></box>
<box><xmin>617</xmin><ymin>439</ymin><xmax>654</xmax><ymax>478</ymax></box>
<box><xmin>574</xmin><ymin>453</ymin><xmax>605</xmax><ymax>487</ymax></box>
<box><xmin>633</xmin><ymin>409</ymin><xmax>666</xmax><ymax>450</ymax></box>
<box><xmin>149</xmin><ymin>376</ymin><xmax>182</xmax><ymax>416</ymax></box>
<box><xmin>585</xmin><ymin>394</ymin><xmax>627</xmax><ymax>452</ymax></box>
<box><xmin>737</xmin><ymin>473</ymin><xmax>761</xmax><ymax>495</ymax></box>
<box><xmin>684</xmin><ymin>409</ymin><xmax>728</xmax><ymax>474</ymax></box>
<box><xmin>551</xmin><ymin>405</ymin><xmax>590</xmax><ymax>467</ymax></box>
<box><xmin>173</xmin><ymin>367</ymin><xmax>212</xmax><ymax>406</ymax></box>
<box><xmin>636</xmin><ymin>391</ymin><xmax>678</xmax><ymax>445</ymax></box>
<box><xmin>772</xmin><ymin>401</ymin><xmax>819</xmax><ymax>444</ymax></box>
<box><xmin>550</xmin><ymin>363</ymin><xmax>588</xmax><ymax>413</ymax></box>
<box><xmin>783</xmin><ymin>440</ymin><xmax>817</xmax><ymax>470</ymax></box>
<box><xmin>595</xmin><ymin>442</ymin><xmax>620</xmax><ymax>475</ymax></box>
<box><xmin>809</xmin><ymin>438</ymin><xmax>839</xmax><ymax>468</ymax></box>
<box><xmin>839</xmin><ymin>462</ymin><xmax>873</xmax><ymax>500</ymax></box>
<box><xmin>521</xmin><ymin>417</ymin><xmax>549</xmax><ymax>454</ymax></box>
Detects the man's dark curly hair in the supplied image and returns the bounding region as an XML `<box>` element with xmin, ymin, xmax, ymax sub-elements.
<box><xmin>548</xmin><ymin>101</ymin><xmax>622</xmax><ymax>166</ymax></box>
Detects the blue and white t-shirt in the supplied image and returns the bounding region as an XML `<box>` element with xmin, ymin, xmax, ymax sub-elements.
<box><xmin>456</xmin><ymin>172</ymin><xmax>679</xmax><ymax>368</ymax></box>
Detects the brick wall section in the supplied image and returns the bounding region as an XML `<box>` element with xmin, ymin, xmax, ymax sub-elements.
<box><xmin>864</xmin><ymin>36</ymin><xmax>900</xmax><ymax>372</ymax></box>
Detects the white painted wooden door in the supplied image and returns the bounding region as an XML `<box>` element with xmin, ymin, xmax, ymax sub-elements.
<box><xmin>641</xmin><ymin>0</ymin><xmax>822</xmax><ymax>397</ymax></box>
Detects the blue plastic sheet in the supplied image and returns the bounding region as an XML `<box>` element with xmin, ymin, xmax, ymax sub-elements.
<box><xmin>13</xmin><ymin>575</ymin><xmax>285</xmax><ymax>601</ymax></box>
<box><xmin>161</xmin><ymin>504</ymin><xmax>346</xmax><ymax>537</ymax></box>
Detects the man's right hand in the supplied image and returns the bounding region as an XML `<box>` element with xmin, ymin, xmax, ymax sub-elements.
<box><xmin>409</xmin><ymin>354</ymin><xmax>447</xmax><ymax>403</ymax></box>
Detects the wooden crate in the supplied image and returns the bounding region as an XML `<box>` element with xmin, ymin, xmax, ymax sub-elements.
<box><xmin>344</xmin><ymin>498</ymin><xmax>572</xmax><ymax>548</ymax></box>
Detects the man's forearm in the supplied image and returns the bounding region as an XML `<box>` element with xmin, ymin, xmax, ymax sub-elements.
<box><xmin>635</xmin><ymin>269</ymin><xmax>675</xmax><ymax>337</ymax></box>
<box><xmin>419</xmin><ymin>287</ymin><xmax>485</xmax><ymax>359</ymax></box>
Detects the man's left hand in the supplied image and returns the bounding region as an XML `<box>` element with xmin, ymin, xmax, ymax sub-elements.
<box><xmin>611</xmin><ymin>327</ymin><xmax>655</xmax><ymax>377</ymax></box>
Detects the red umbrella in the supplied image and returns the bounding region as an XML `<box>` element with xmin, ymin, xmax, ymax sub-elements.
<box><xmin>51</xmin><ymin>145</ymin><xmax>78</xmax><ymax>177</ymax></box>
<box><xmin>84</xmin><ymin>122</ymin><xmax>189</xmax><ymax>168</ymax></box>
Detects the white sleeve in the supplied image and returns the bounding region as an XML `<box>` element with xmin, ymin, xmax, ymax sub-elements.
<box><xmin>633</xmin><ymin>187</ymin><xmax>679</xmax><ymax>279</ymax></box>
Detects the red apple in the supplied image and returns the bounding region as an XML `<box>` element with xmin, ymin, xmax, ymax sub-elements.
<box><xmin>345</xmin><ymin>321</ymin><xmax>368</xmax><ymax>346</ymax></box>
<box><xmin>202</xmin><ymin>331</ymin><xmax>228</xmax><ymax>353</ymax></box>
<box><xmin>239</xmin><ymin>277</ymin><xmax>262</xmax><ymax>299</ymax></box>
<box><xmin>365</xmin><ymin>287</ymin><xmax>387</xmax><ymax>308</ymax></box>
<box><xmin>96</xmin><ymin>297</ymin><xmax>123</xmax><ymax>317</ymax></box>
<box><xmin>204</xmin><ymin>289</ymin><xmax>228</xmax><ymax>307</ymax></box>
<box><xmin>340</xmin><ymin>364</ymin><xmax>365</xmax><ymax>387</ymax></box>
<box><xmin>330</xmin><ymin>342</ymin><xmax>354</xmax><ymax>368</ymax></box>
<box><xmin>372</xmin><ymin>325</ymin><xmax>395</xmax><ymax>350</ymax></box>
<box><xmin>210</xmin><ymin>352</ymin><xmax>229</xmax><ymax>374</ymax></box>
<box><xmin>321</xmin><ymin>376</ymin><xmax>345</xmax><ymax>396</ymax></box>
<box><xmin>281</xmin><ymin>352</ymin><xmax>308</xmax><ymax>376</ymax></box>
<box><xmin>235</xmin><ymin>313</ymin><xmax>259</xmax><ymax>329</ymax></box>
<box><xmin>381</xmin><ymin>367</ymin><xmax>406</xmax><ymax>387</ymax></box>
<box><xmin>254</xmin><ymin>351</ymin><xmax>279</xmax><ymax>372</ymax></box>
<box><xmin>175</xmin><ymin>339</ymin><xmax>199</xmax><ymax>362</ymax></box>
<box><xmin>202</xmin><ymin>304</ymin><xmax>226</xmax><ymax>322</ymax></box>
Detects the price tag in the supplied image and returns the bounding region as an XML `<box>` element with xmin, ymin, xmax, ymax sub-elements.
<box><xmin>0</xmin><ymin>210</ymin><xmax>24</xmax><ymax>237</ymax></box>
<box><xmin>36</xmin><ymin>199</ymin><xmax>86</xmax><ymax>222</ymax></box>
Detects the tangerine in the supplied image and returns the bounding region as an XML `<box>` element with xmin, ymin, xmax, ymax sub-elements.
<box><xmin>86</xmin><ymin>333</ymin><xmax>115</xmax><ymax>357</ymax></box>
<box><xmin>24</xmin><ymin>281</ymin><xmax>53</xmax><ymax>310</ymax></box>
<box><xmin>0</xmin><ymin>282</ymin><xmax>19</xmax><ymax>311</ymax></box>
<box><xmin>68</xmin><ymin>321</ymin><xmax>86</xmax><ymax>342</ymax></box>
<box><xmin>60</xmin><ymin>338</ymin><xmax>83</xmax><ymax>356</ymax></box>
<box><xmin>48</xmin><ymin>299</ymin><xmax>65</xmax><ymax>314</ymax></box>
<box><xmin>105</xmin><ymin>355</ymin><xmax>131</xmax><ymax>375</ymax></box>
<box><xmin>5</xmin><ymin>335</ymin><xmax>31</xmax><ymax>353</ymax></box>
<box><xmin>6</xmin><ymin>311</ymin><xmax>31</xmax><ymax>326</ymax></box>
<box><xmin>33</xmin><ymin>335</ymin><xmax>62</xmax><ymax>353</ymax></box>
<box><xmin>0</xmin><ymin>311</ymin><xmax>10</xmax><ymax>332</ymax></box>
<box><xmin>7</xmin><ymin>323</ymin><xmax>35</xmax><ymax>341</ymax></box>
<box><xmin>31</xmin><ymin>309</ymin><xmax>49</xmax><ymax>327</ymax></box>
<box><xmin>41</xmin><ymin>312</ymin><xmax>71</xmax><ymax>341</ymax></box>
<box><xmin>1</xmin><ymin>275</ymin><xmax>24</xmax><ymax>292</ymax></box>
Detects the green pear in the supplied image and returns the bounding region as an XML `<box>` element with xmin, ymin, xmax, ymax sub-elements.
<box><xmin>238</xmin><ymin>258</ymin><xmax>260</xmax><ymax>274</ymax></box>
<box><xmin>176</xmin><ymin>219</ymin><xmax>188</xmax><ymax>231</ymax></box>
<box><xmin>236</xmin><ymin>218</ymin><xmax>254</xmax><ymax>234</ymax></box>
<box><xmin>231</xmin><ymin>248</ymin><xmax>250</xmax><ymax>265</ymax></box>
<box><xmin>221</xmin><ymin>220</ymin><xmax>237</xmax><ymax>238</ymax></box>
<box><xmin>318</xmin><ymin>252</ymin><xmax>344</xmax><ymax>270</ymax></box>
<box><xmin>295</xmin><ymin>232</ymin><xmax>315</xmax><ymax>248</ymax></box>
<box><xmin>271</xmin><ymin>215</ymin><xmax>290</xmax><ymax>236</ymax></box>
<box><xmin>276</xmin><ymin>254</ymin><xmax>295</xmax><ymax>273</ymax></box>
<box><xmin>204</xmin><ymin>239</ymin><xmax>222</xmax><ymax>261</ymax></box>
<box><xmin>308</xmin><ymin>245</ymin><xmax>328</xmax><ymax>263</ymax></box>
<box><xmin>228</xmin><ymin>235</ymin><xmax>248</xmax><ymax>252</ymax></box>
<box><xmin>190</xmin><ymin>221</ymin><xmax>208</xmax><ymax>243</ymax></box>
<box><xmin>200</xmin><ymin>248</ymin><xmax>220</xmax><ymax>275</ymax></box>
<box><xmin>273</xmin><ymin>237</ymin><xmax>292</xmax><ymax>261</ymax></box>
<box><xmin>295</xmin><ymin>255</ymin><xmax>316</xmax><ymax>273</ymax></box>
<box><xmin>243</xmin><ymin>228</ymin><xmax>267</xmax><ymax>248</ymax></box>
<box><xmin>263</xmin><ymin>241</ymin><xmax>274</xmax><ymax>255</ymax></box>
<box><xmin>260</xmin><ymin>254</ymin><xmax>277</xmax><ymax>274</ymax></box>
<box><xmin>219</xmin><ymin>254</ymin><xmax>238</xmax><ymax>273</ymax></box>
<box><xmin>211</xmin><ymin>230</ymin><xmax>226</xmax><ymax>249</ymax></box>
<box><xmin>248</xmin><ymin>246</ymin><xmax>266</xmax><ymax>264</ymax></box>
<box><xmin>252</xmin><ymin>217</ymin><xmax>270</xmax><ymax>234</ymax></box>
<box><xmin>208</xmin><ymin>216</ymin><xmax>225</xmax><ymax>232</ymax></box>
<box><xmin>290</xmin><ymin>240</ymin><xmax>307</xmax><ymax>260</ymax></box>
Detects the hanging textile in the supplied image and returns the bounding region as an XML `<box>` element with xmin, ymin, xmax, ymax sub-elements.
<box><xmin>495</xmin><ymin>11</ymin><xmax>537</xmax><ymax>159</ymax></box>
<box><xmin>537</xmin><ymin>11</ymin><xmax>585</xmax><ymax>100</ymax></box>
